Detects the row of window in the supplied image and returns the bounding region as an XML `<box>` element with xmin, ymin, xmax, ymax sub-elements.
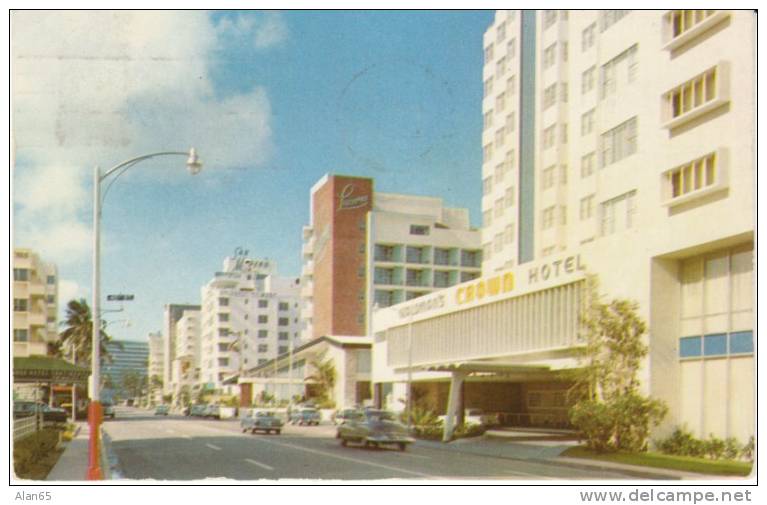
<box><xmin>13</xmin><ymin>268</ymin><xmax>56</xmax><ymax>284</ymax></box>
<box><xmin>679</xmin><ymin>331</ymin><xmax>753</xmax><ymax>358</ymax></box>
<box><xmin>217</xmin><ymin>313</ymin><xmax>295</xmax><ymax>325</ymax></box>
<box><xmin>374</xmin><ymin>245</ymin><xmax>481</xmax><ymax>268</ymax></box>
<box><xmin>482</xmin><ymin>223</ymin><xmax>516</xmax><ymax>259</ymax></box>
<box><xmin>482</xmin><ymin>187</ymin><xmax>517</xmax><ymax>227</ymax></box>
<box><xmin>374</xmin><ymin>267</ymin><xmax>480</xmax><ymax>288</ymax></box>
<box><xmin>217</xmin><ymin>297</ymin><xmax>292</xmax><ymax>311</ymax></box>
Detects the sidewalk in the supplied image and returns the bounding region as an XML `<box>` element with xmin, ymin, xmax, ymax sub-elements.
<box><xmin>46</xmin><ymin>422</ymin><xmax>89</xmax><ymax>481</ymax></box>
<box><xmin>413</xmin><ymin>435</ymin><xmax>706</xmax><ymax>480</ymax></box>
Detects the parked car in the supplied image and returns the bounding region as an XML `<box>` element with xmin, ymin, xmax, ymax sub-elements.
<box><xmin>241</xmin><ymin>409</ymin><xmax>284</xmax><ymax>435</ymax></box>
<box><xmin>290</xmin><ymin>408</ymin><xmax>321</xmax><ymax>426</ymax></box>
<box><xmin>13</xmin><ymin>401</ymin><xmax>37</xmax><ymax>419</ymax></box>
<box><xmin>41</xmin><ymin>404</ymin><xmax>69</xmax><ymax>423</ymax></box>
<box><xmin>332</xmin><ymin>408</ymin><xmax>358</xmax><ymax>425</ymax></box>
<box><xmin>190</xmin><ymin>404</ymin><xmax>207</xmax><ymax>417</ymax></box>
<box><xmin>205</xmin><ymin>404</ymin><xmax>222</xmax><ymax>419</ymax></box>
<box><xmin>336</xmin><ymin>409</ymin><xmax>415</xmax><ymax>451</ymax></box>
<box><xmin>13</xmin><ymin>402</ymin><xmax>68</xmax><ymax>423</ymax></box>
<box><xmin>102</xmin><ymin>401</ymin><xmax>116</xmax><ymax>419</ymax></box>
<box><xmin>154</xmin><ymin>405</ymin><xmax>170</xmax><ymax>416</ymax></box>
<box><xmin>438</xmin><ymin>408</ymin><xmax>496</xmax><ymax>426</ymax></box>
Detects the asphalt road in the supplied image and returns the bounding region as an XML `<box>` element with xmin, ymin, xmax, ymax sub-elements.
<box><xmin>103</xmin><ymin>406</ymin><xmax>638</xmax><ymax>481</ymax></box>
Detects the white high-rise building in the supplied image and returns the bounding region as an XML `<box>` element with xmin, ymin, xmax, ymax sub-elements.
<box><xmin>162</xmin><ymin>303</ymin><xmax>200</xmax><ymax>396</ymax></box>
<box><xmin>199</xmin><ymin>253</ymin><xmax>301</xmax><ymax>395</ymax></box>
<box><xmin>372</xmin><ymin>10</ymin><xmax>754</xmax><ymax>443</ymax></box>
<box><xmin>170</xmin><ymin>310</ymin><xmax>200</xmax><ymax>403</ymax></box>
<box><xmin>13</xmin><ymin>248</ymin><xmax>58</xmax><ymax>357</ymax></box>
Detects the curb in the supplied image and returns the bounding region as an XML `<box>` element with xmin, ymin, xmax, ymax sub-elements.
<box><xmin>100</xmin><ymin>429</ymin><xmax>124</xmax><ymax>480</ymax></box>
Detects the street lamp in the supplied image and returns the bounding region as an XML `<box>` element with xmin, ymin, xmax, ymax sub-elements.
<box><xmin>88</xmin><ymin>148</ymin><xmax>202</xmax><ymax>480</ymax></box>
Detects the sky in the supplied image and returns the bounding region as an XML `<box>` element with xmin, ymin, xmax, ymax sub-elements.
<box><xmin>11</xmin><ymin>10</ymin><xmax>495</xmax><ymax>343</ymax></box>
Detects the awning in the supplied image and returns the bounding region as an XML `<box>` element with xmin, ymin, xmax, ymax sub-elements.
<box><xmin>394</xmin><ymin>360</ymin><xmax>550</xmax><ymax>374</ymax></box>
<box><xmin>13</xmin><ymin>356</ymin><xmax>91</xmax><ymax>384</ymax></box>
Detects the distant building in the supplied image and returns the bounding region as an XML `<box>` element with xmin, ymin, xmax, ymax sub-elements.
<box><xmin>12</xmin><ymin>248</ymin><xmax>58</xmax><ymax>358</ymax></box>
<box><xmin>162</xmin><ymin>303</ymin><xmax>200</xmax><ymax>397</ymax></box>
<box><xmin>170</xmin><ymin>309</ymin><xmax>200</xmax><ymax>404</ymax></box>
<box><xmin>199</xmin><ymin>252</ymin><xmax>301</xmax><ymax>396</ymax></box>
<box><xmin>102</xmin><ymin>339</ymin><xmax>149</xmax><ymax>401</ymax></box>
<box><xmin>147</xmin><ymin>331</ymin><xmax>164</xmax><ymax>403</ymax></box>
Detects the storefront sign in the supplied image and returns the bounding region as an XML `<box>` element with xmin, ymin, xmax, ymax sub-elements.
<box><xmin>527</xmin><ymin>254</ymin><xmax>586</xmax><ymax>284</ymax></box>
<box><xmin>338</xmin><ymin>184</ymin><xmax>370</xmax><ymax>211</ymax></box>
<box><xmin>397</xmin><ymin>293</ymin><xmax>446</xmax><ymax>319</ymax></box>
<box><xmin>456</xmin><ymin>272</ymin><xmax>515</xmax><ymax>305</ymax></box>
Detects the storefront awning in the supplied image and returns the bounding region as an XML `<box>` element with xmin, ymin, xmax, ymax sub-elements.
<box><xmin>13</xmin><ymin>356</ymin><xmax>91</xmax><ymax>384</ymax></box>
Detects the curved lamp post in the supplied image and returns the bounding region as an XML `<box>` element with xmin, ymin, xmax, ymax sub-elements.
<box><xmin>88</xmin><ymin>148</ymin><xmax>202</xmax><ymax>480</ymax></box>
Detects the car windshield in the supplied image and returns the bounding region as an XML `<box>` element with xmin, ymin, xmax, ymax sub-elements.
<box><xmin>366</xmin><ymin>410</ymin><xmax>397</xmax><ymax>422</ymax></box>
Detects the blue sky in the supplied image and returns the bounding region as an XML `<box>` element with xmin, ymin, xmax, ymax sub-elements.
<box><xmin>12</xmin><ymin>10</ymin><xmax>494</xmax><ymax>342</ymax></box>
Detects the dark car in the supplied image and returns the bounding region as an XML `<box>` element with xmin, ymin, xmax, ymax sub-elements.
<box><xmin>14</xmin><ymin>402</ymin><xmax>68</xmax><ymax>423</ymax></box>
<box><xmin>333</xmin><ymin>408</ymin><xmax>358</xmax><ymax>425</ymax></box>
<box><xmin>240</xmin><ymin>409</ymin><xmax>284</xmax><ymax>435</ymax></box>
<box><xmin>102</xmin><ymin>401</ymin><xmax>116</xmax><ymax>419</ymax></box>
<box><xmin>154</xmin><ymin>405</ymin><xmax>170</xmax><ymax>416</ymax></box>
<box><xmin>189</xmin><ymin>404</ymin><xmax>207</xmax><ymax>417</ymax></box>
<box><xmin>290</xmin><ymin>408</ymin><xmax>321</xmax><ymax>426</ymax></box>
<box><xmin>336</xmin><ymin>409</ymin><xmax>415</xmax><ymax>451</ymax></box>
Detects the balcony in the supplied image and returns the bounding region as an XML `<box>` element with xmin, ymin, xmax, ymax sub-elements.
<box><xmin>662</xmin><ymin>11</ymin><xmax>730</xmax><ymax>52</ymax></box>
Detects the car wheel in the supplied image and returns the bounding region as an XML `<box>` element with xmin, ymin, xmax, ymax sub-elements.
<box><xmin>398</xmin><ymin>442</ymin><xmax>407</xmax><ymax>452</ymax></box>
<box><xmin>251</xmin><ymin>428</ymin><xmax>257</xmax><ymax>435</ymax></box>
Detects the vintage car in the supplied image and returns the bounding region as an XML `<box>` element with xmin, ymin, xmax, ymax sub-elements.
<box><xmin>102</xmin><ymin>401</ymin><xmax>116</xmax><ymax>419</ymax></box>
<box><xmin>332</xmin><ymin>408</ymin><xmax>358</xmax><ymax>426</ymax></box>
<box><xmin>189</xmin><ymin>404</ymin><xmax>207</xmax><ymax>417</ymax></box>
<box><xmin>240</xmin><ymin>409</ymin><xmax>284</xmax><ymax>435</ymax></box>
<box><xmin>154</xmin><ymin>405</ymin><xmax>170</xmax><ymax>416</ymax></box>
<box><xmin>289</xmin><ymin>408</ymin><xmax>321</xmax><ymax>426</ymax></box>
<box><xmin>336</xmin><ymin>409</ymin><xmax>415</xmax><ymax>451</ymax></box>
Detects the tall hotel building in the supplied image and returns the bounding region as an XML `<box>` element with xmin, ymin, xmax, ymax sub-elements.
<box><xmin>13</xmin><ymin>248</ymin><xmax>58</xmax><ymax>358</ymax></box>
<box><xmin>372</xmin><ymin>10</ymin><xmax>754</xmax><ymax>443</ymax></box>
<box><xmin>162</xmin><ymin>303</ymin><xmax>201</xmax><ymax>397</ymax></box>
<box><xmin>199</xmin><ymin>254</ymin><xmax>301</xmax><ymax>395</ymax></box>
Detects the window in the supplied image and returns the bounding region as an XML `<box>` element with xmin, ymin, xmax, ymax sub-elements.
<box><xmin>663</xmin><ymin>65</ymin><xmax>725</xmax><ymax>128</ymax></box>
<box><xmin>670</xmin><ymin>10</ymin><xmax>716</xmax><ymax>39</ymax></box>
<box><xmin>601</xmin><ymin>10</ymin><xmax>630</xmax><ymax>32</ymax></box>
<box><xmin>541</xmin><ymin>206</ymin><xmax>556</xmax><ymax>230</ymax></box>
<box><xmin>495</xmin><ymin>127</ymin><xmax>505</xmax><ymax>148</ymax></box>
<box><xmin>506</xmin><ymin>112</ymin><xmax>516</xmax><ymax>133</ymax></box>
<box><xmin>581</xmin><ymin>109</ymin><xmax>595</xmax><ymax>136</ymax></box>
<box><xmin>580</xmin><ymin>195</ymin><xmax>595</xmax><ymax>220</ymax></box>
<box><xmin>543</xmin><ymin>10</ymin><xmax>557</xmax><ymax>29</ymax></box>
<box><xmin>582</xmin><ymin>23</ymin><xmax>596</xmax><ymax>51</ymax></box>
<box><xmin>543</xmin><ymin>84</ymin><xmax>557</xmax><ymax>110</ymax></box>
<box><xmin>218</xmin><ymin>358</ymin><xmax>229</xmax><ymax>367</ymax></box>
<box><xmin>13</xmin><ymin>268</ymin><xmax>29</xmax><ymax>281</ymax></box>
<box><xmin>496</xmin><ymin>20</ymin><xmax>506</xmax><ymax>41</ymax></box>
<box><xmin>542</xmin><ymin>125</ymin><xmax>556</xmax><ymax>149</ymax></box>
<box><xmin>406</xmin><ymin>269</ymin><xmax>425</xmax><ymax>287</ymax></box>
<box><xmin>46</xmin><ymin>295</ymin><xmax>55</xmax><ymax>304</ymax></box>
<box><xmin>495</xmin><ymin>92</ymin><xmax>506</xmax><ymax>112</ymax></box>
<box><xmin>433</xmin><ymin>270</ymin><xmax>452</xmax><ymax>288</ymax></box>
<box><xmin>507</xmin><ymin>38</ymin><xmax>516</xmax><ymax>58</ymax></box>
<box><xmin>504</xmin><ymin>186</ymin><xmax>516</xmax><ymax>208</ymax></box>
<box><xmin>278</xmin><ymin>346</ymin><xmax>289</xmax><ymax>355</ymax></box>
<box><xmin>258</xmin><ymin>315</ymin><xmax>268</xmax><ymax>323</ymax></box>
<box><xmin>218</xmin><ymin>328</ymin><xmax>230</xmax><ymax>337</ymax></box>
<box><xmin>599</xmin><ymin>190</ymin><xmax>637</xmax><ymax>236</ymax></box>
<box><xmin>542</xmin><ymin>165</ymin><xmax>556</xmax><ymax>190</ymax></box>
<box><xmin>483</xmin><ymin>210</ymin><xmax>493</xmax><ymax>227</ymax></box>
<box><xmin>484</xmin><ymin>43</ymin><xmax>494</xmax><ymax>64</ymax></box>
<box><xmin>374</xmin><ymin>267</ymin><xmax>396</xmax><ymax>285</ymax></box>
<box><xmin>581</xmin><ymin>152</ymin><xmax>596</xmax><ymax>178</ymax></box>
<box><xmin>374</xmin><ymin>290</ymin><xmax>394</xmax><ymax>308</ymax></box>
<box><xmin>507</xmin><ymin>75</ymin><xmax>516</xmax><ymax>96</ymax></box>
<box><xmin>258</xmin><ymin>359</ymin><xmax>268</xmax><ymax>365</ymax></box>
<box><xmin>494</xmin><ymin>198</ymin><xmax>504</xmax><ymax>218</ymax></box>
<box><xmin>258</xmin><ymin>344</ymin><xmax>268</xmax><ymax>353</ymax></box>
<box><xmin>483</xmin><ymin>144</ymin><xmax>493</xmax><ymax>163</ymax></box>
<box><xmin>494</xmin><ymin>233</ymin><xmax>504</xmax><ymax>253</ymax></box>
<box><xmin>257</xmin><ymin>329</ymin><xmax>268</xmax><ymax>338</ymax></box>
<box><xmin>600</xmin><ymin>117</ymin><xmax>637</xmax><ymax>167</ymax></box>
<box><xmin>482</xmin><ymin>177</ymin><xmax>493</xmax><ymax>196</ymax></box>
<box><xmin>405</xmin><ymin>246</ymin><xmax>427</xmax><ymax>264</ymax></box>
<box><xmin>504</xmin><ymin>224</ymin><xmax>516</xmax><ymax>244</ymax></box>
<box><xmin>278</xmin><ymin>302</ymin><xmax>289</xmax><ymax>311</ymax></box>
<box><xmin>218</xmin><ymin>313</ymin><xmax>229</xmax><ymax>322</ymax></box>
<box><xmin>278</xmin><ymin>331</ymin><xmax>289</xmax><ymax>341</ymax></box>
<box><xmin>483</xmin><ymin>78</ymin><xmax>493</xmax><ymax>98</ymax></box>
<box><xmin>496</xmin><ymin>56</ymin><xmax>507</xmax><ymax>76</ymax></box>
<box><xmin>462</xmin><ymin>250</ymin><xmax>480</xmax><ymax>268</ymax></box>
<box><xmin>14</xmin><ymin>329</ymin><xmax>28</xmax><ymax>341</ymax></box>
<box><xmin>218</xmin><ymin>343</ymin><xmax>230</xmax><ymax>352</ymax></box>
<box><xmin>434</xmin><ymin>248</ymin><xmax>453</xmax><ymax>266</ymax></box>
<box><xmin>600</xmin><ymin>45</ymin><xmax>638</xmax><ymax>98</ymax></box>
<box><xmin>582</xmin><ymin>66</ymin><xmax>595</xmax><ymax>94</ymax></box>
<box><xmin>543</xmin><ymin>44</ymin><xmax>557</xmax><ymax>69</ymax></box>
<box><xmin>410</xmin><ymin>225</ymin><xmax>430</xmax><ymax>236</ymax></box>
<box><xmin>258</xmin><ymin>300</ymin><xmax>268</xmax><ymax>308</ymax></box>
<box><xmin>374</xmin><ymin>244</ymin><xmax>397</xmax><ymax>262</ymax></box>
<box><xmin>506</xmin><ymin>149</ymin><xmax>516</xmax><ymax>170</ymax></box>
<box><xmin>218</xmin><ymin>297</ymin><xmax>229</xmax><ymax>306</ymax></box>
<box><xmin>483</xmin><ymin>111</ymin><xmax>493</xmax><ymax>130</ymax></box>
<box><xmin>663</xmin><ymin>151</ymin><xmax>722</xmax><ymax>205</ymax></box>
<box><xmin>664</xmin><ymin>11</ymin><xmax>724</xmax><ymax>50</ymax></box>
<box><xmin>494</xmin><ymin>163</ymin><xmax>505</xmax><ymax>184</ymax></box>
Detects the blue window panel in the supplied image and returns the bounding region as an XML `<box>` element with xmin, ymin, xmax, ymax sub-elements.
<box><xmin>729</xmin><ymin>331</ymin><xmax>754</xmax><ymax>354</ymax></box>
<box><xmin>703</xmin><ymin>333</ymin><xmax>727</xmax><ymax>356</ymax></box>
<box><xmin>679</xmin><ymin>336</ymin><xmax>702</xmax><ymax>358</ymax></box>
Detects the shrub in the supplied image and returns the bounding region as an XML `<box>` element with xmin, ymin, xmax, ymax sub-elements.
<box><xmin>454</xmin><ymin>423</ymin><xmax>486</xmax><ymax>439</ymax></box>
<box><xmin>657</xmin><ymin>426</ymin><xmax>706</xmax><ymax>458</ymax></box>
<box><xmin>741</xmin><ymin>437</ymin><xmax>754</xmax><ymax>461</ymax></box>
<box><xmin>657</xmin><ymin>427</ymin><xmax>752</xmax><ymax>461</ymax></box>
<box><xmin>413</xmin><ymin>425</ymin><xmax>443</xmax><ymax>440</ymax></box>
<box><xmin>14</xmin><ymin>429</ymin><xmax>61</xmax><ymax>477</ymax></box>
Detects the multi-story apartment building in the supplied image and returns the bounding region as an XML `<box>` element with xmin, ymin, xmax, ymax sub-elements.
<box><xmin>13</xmin><ymin>248</ymin><xmax>58</xmax><ymax>357</ymax></box>
<box><xmin>373</xmin><ymin>10</ymin><xmax>754</xmax><ymax>443</ymax></box>
<box><xmin>147</xmin><ymin>331</ymin><xmax>164</xmax><ymax>404</ymax></box>
<box><xmin>102</xmin><ymin>339</ymin><xmax>149</xmax><ymax>401</ymax></box>
<box><xmin>300</xmin><ymin>174</ymin><xmax>482</xmax><ymax>341</ymax></box>
<box><xmin>162</xmin><ymin>303</ymin><xmax>200</xmax><ymax>397</ymax></box>
<box><xmin>199</xmin><ymin>253</ymin><xmax>301</xmax><ymax>395</ymax></box>
<box><xmin>170</xmin><ymin>309</ymin><xmax>200</xmax><ymax>403</ymax></box>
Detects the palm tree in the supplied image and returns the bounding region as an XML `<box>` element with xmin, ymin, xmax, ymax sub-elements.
<box><xmin>305</xmin><ymin>352</ymin><xmax>336</xmax><ymax>402</ymax></box>
<box><xmin>59</xmin><ymin>298</ymin><xmax>117</xmax><ymax>365</ymax></box>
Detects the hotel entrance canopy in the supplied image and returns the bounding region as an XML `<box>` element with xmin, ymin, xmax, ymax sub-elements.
<box><xmin>13</xmin><ymin>356</ymin><xmax>90</xmax><ymax>384</ymax></box>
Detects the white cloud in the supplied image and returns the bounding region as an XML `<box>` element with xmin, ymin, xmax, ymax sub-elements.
<box><xmin>11</xmin><ymin>10</ymin><xmax>280</xmax><ymax>265</ymax></box>
<box><xmin>215</xmin><ymin>11</ymin><xmax>288</xmax><ymax>50</ymax></box>
<box><xmin>59</xmin><ymin>279</ymin><xmax>86</xmax><ymax>305</ymax></box>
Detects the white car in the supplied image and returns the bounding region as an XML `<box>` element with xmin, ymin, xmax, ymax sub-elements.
<box><xmin>439</xmin><ymin>408</ymin><xmax>496</xmax><ymax>426</ymax></box>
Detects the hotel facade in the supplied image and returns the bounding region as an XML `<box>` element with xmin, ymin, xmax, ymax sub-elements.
<box><xmin>372</xmin><ymin>10</ymin><xmax>754</xmax><ymax>443</ymax></box>
<box><xmin>13</xmin><ymin>248</ymin><xmax>58</xmax><ymax>358</ymax></box>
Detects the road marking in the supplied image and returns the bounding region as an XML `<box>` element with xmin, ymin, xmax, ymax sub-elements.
<box><xmin>245</xmin><ymin>459</ymin><xmax>274</xmax><ymax>471</ymax></box>
<box><xmin>205</xmin><ymin>443</ymin><xmax>222</xmax><ymax>451</ymax></box>
<box><xmin>250</xmin><ymin>438</ymin><xmax>439</xmax><ymax>479</ymax></box>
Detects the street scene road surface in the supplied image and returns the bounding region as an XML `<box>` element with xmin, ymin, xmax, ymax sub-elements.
<box><xmin>103</xmin><ymin>407</ymin><xmax>645</xmax><ymax>481</ymax></box>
